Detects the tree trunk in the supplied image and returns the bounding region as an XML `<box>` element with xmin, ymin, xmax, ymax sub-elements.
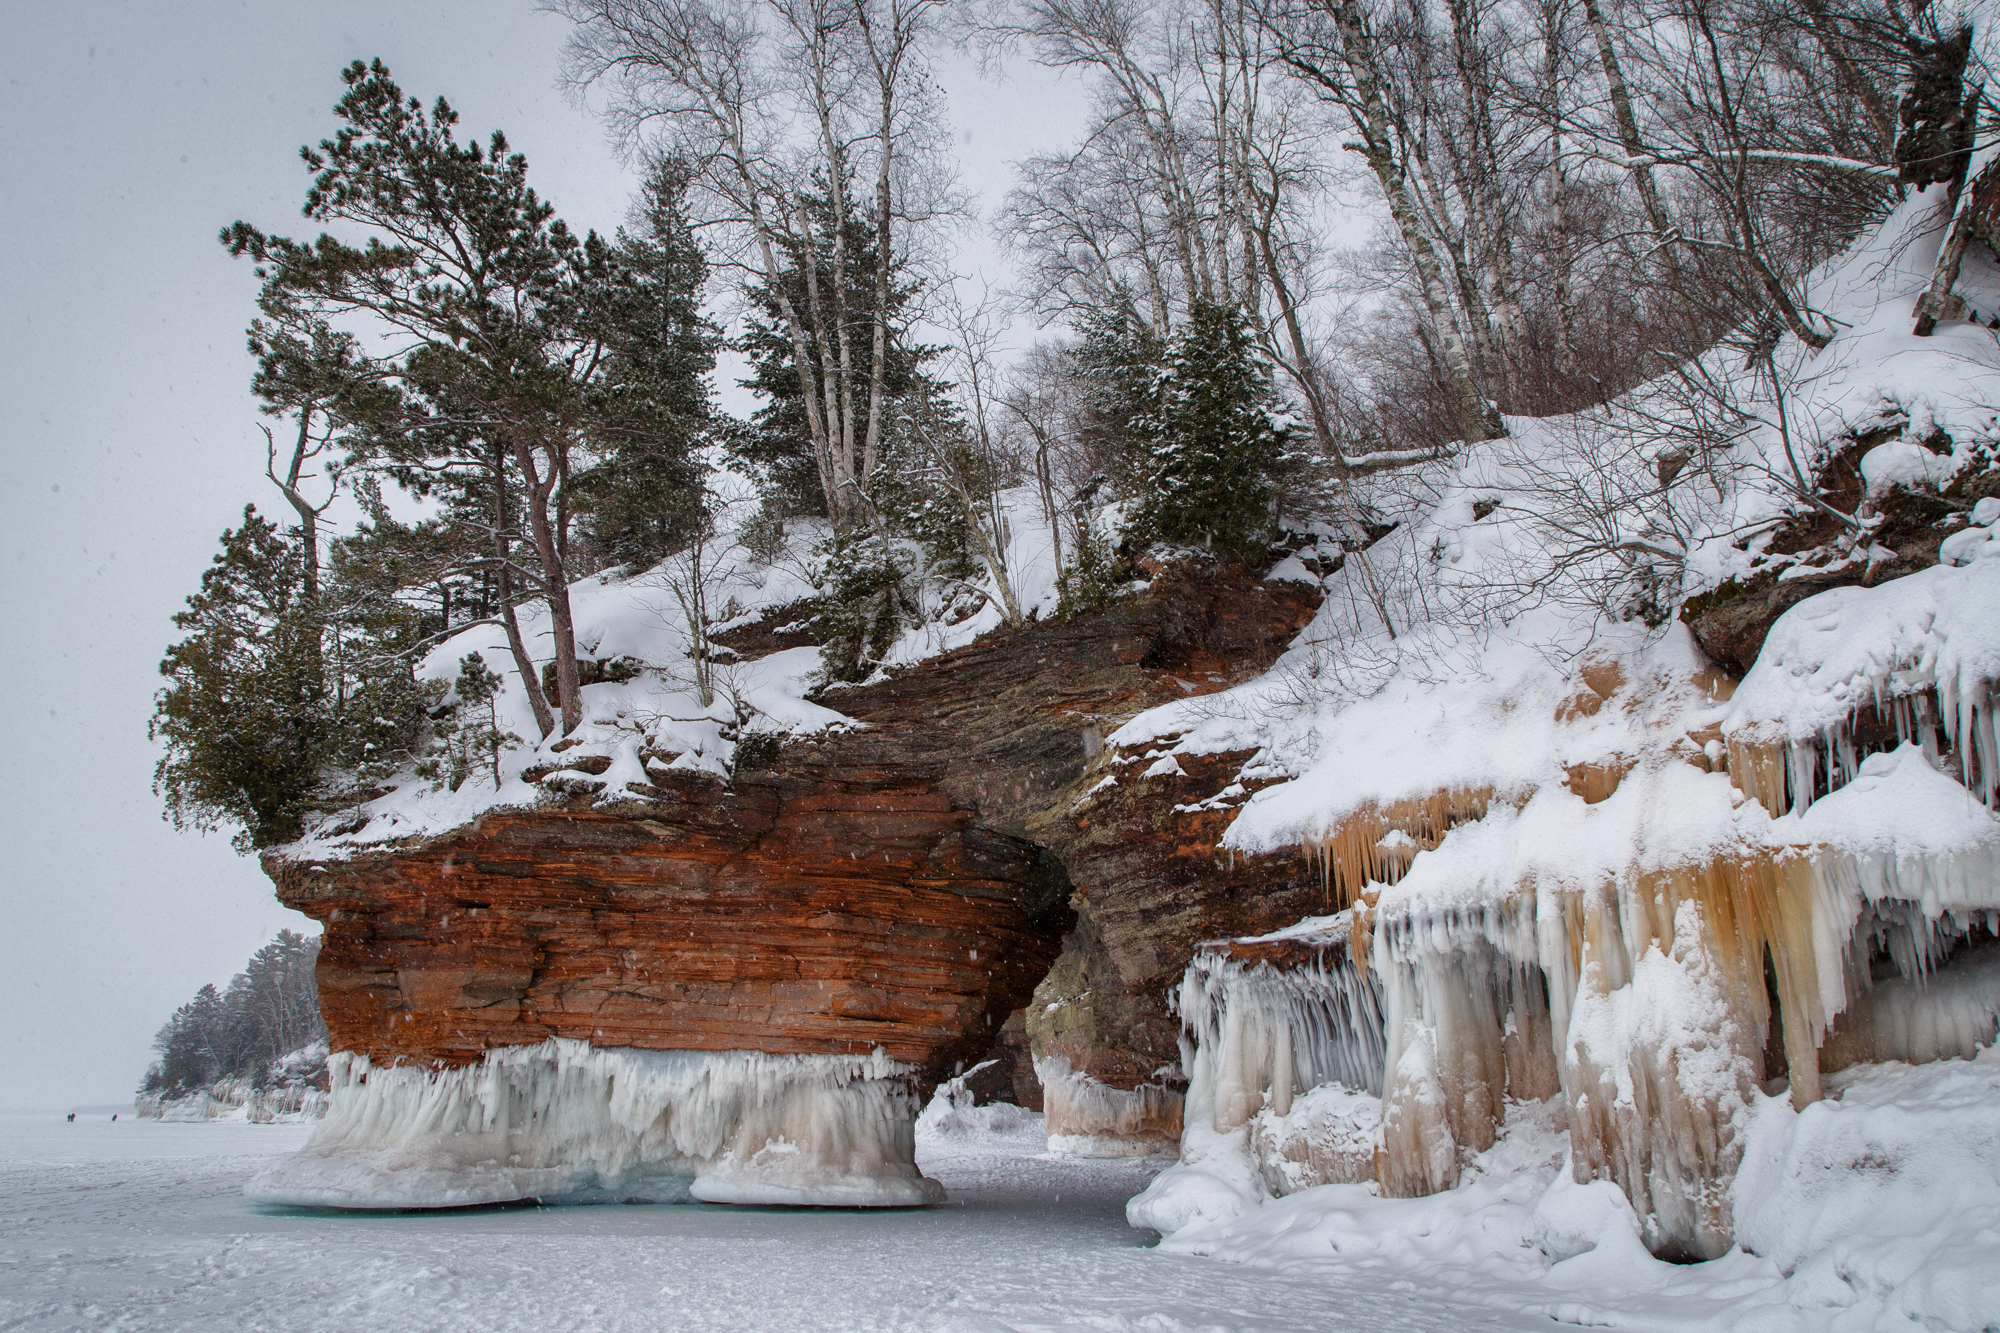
<box><xmin>271</xmin><ymin>415</ymin><xmax>323</xmax><ymax>608</ymax></box>
<box><xmin>1255</xmin><ymin>212</ymin><xmax>1344</xmax><ymax>469</ymax></box>
<box><xmin>734</xmin><ymin>135</ymin><xmax>840</xmax><ymax>523</ymax></box>
<box><xmin>512</xmin><ymin>437</ymin><xmax>582</xmax><ymax>736</ymax></box>
<box><xmin>1445</xmin><ymin>0</ymin><xmax>1524</xmax><ymax>406</ymax></box>
<box><xmin>1915</xmin><ymin>159</ymin><xmax>1988</xmax><ymax>334</ymax></box>
<box><xmin>1303</xmin><ymin>0</ymin><xmax>1493</xmax><ymax>444</ymax></box>
<box><xmin>1800</xmin><ymin>0</ymin><xmax>1897</xmax><ymax>154</ymax></box>
<box><xmin>857</xmin><ymin>0</ymin><xmax>906</xmax><ymax>497</ymax></box>
<box><xmin>1542</xmin><ymin>0</ymin><xmax>1578</xmax><ymax>382</ymax></box>
<box><xmin>495</xmin><ymin>526</ymin><xmax>557</xmax><ymax>741</ymax></box>
<box><xmin>1582</xmin><ymin>0</ymin><xmax>1676</xmax><ymax>248</ymax></box>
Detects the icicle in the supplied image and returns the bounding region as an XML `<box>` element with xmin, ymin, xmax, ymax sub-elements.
<box><xmin>1373</xmin><ymin>892</ymin><xmax>1558</xmax><ymax>1198</ymax></box>
<box><xmin>245</xmin><ymin>1040</ymin><xmax>944</xmax><ymax>1208</ymax></box>
<box><xmin>1822</xmin><ymin>938</ymin><xmax>2000</xmax><ymax>1070</ymax></box>
<box><xmin>1178</xmin><ymin>940</ymin><xmax>1388</xmax><ymax>1126</ymax></box>
<box><xmin>1035</xmin><ymin>1055</ymin><xmax>1183</xmax><ymax>1157</ymax></box>
<box><xmin>1172</xmin><ymin>937</ymin><xmax>1389</xmax><ymax>1195</ymax></box>
<box><xmin>1726</xmin><ymin>557</ymin><xmax>2000</xmax><ymax>815</ymax></box>
<box><xmin>1299</xmin><ymin>786</ymin><xmax>1494</xmax><ymax>907</ymax></box>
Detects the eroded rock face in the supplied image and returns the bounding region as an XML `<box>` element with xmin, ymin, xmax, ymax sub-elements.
<box><xmin>273</xmin><ymin>775</ymin><xmax>1069</xmax><ymax>1086</ymax></box>
<box><xmin>1028</xmin><ymin>748</ymin><xmax>1329</xmax><ymax>1104</ymax></box>
<box><xmin>1678</xmin><ymin>451</ymin><xmax>1998</xmax><ymax>676</ymax></box>
<box><xmin>816</xmin><ymin>568</ymin><xmax>1328</xmax><ymax>1147</ymax></box>
<box><xmin>273</xmin><ymin>563</ymin><xmax>1322</xmax><ymax>1150</ymax></box>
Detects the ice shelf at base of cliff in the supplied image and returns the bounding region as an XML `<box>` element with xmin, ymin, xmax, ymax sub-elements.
<box><xmin>1130</xmin><ymin>1050</ymin><xmax>2000</xmax><ymax>1333</ymax></box>
<box><xmin>1033</xmin><ymin>1055</ymin><xmax>1182</xmax><ymax>1158</ymax></box>
<box><xmin>246</xmin><ymin>1040</ymin><xmax>944</xmax><ymax>1209</ymax></box>
<box><xmin>1137</xmin><ymin>743</ymin><xmax>2000</xmax><ymax>1255</ymax></box>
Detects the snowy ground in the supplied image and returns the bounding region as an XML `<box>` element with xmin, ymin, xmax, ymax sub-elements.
<box><xmin>0</xmin><ymin>1109</ymin><xmax>1554</xmax><ymax>1333</ymax></box>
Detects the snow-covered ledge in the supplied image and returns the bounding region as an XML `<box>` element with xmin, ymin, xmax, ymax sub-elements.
<box><xmin>246</xmin><ymin>1039</ymin><xmax>944</xmax><ymax>1209</ymax></box>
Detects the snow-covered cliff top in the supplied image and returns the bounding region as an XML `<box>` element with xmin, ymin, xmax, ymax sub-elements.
<box><xmin>1109</xmin><ymin>191</ymin><xmax>2000</xmax><ymax>882</ymax></box>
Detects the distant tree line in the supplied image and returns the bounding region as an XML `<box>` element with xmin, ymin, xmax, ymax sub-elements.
<box><xmin>140</xmin><ymin>931</ymin><xmax>327</xmax><ymax>1097</ymax></box>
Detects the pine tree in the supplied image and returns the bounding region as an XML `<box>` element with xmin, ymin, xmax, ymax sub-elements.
<box><xmin>141</xmin><ymin>931</ymin><xmax>327</xmax><ymax>1097</ymax></box>
<box><xmin>572</xmin><ymin>157</ymin><xmax>719</xmax><ymax>571</ymax></box>
<box><xmin>1069</xmin><ymin>298</ymin><xmax>1164</xmax><ymax>493</ymax></box>
<box><xmin>151</xmin><ymin>509</ymin><xmax>332</xmax><ymax>850</ymax></box>
<box><xmin>441</xmin><ymin>653</ymin><xmax>515</xmax><ymax>792</ymax></box>
<box><xmin>730</xmin><ymin>178</ymin><xmax>935</xmax><ymax>519</ymax></box>
<box><xmin>151</xmin><ymin>506</ymin><xmax>435</xmax><ymax>851</ymax></box>
<box><xmin>221</xmin><ymin>59</ymin><xmax>635</xmax><ymax>739</ymax></box>
<box><xmin>1127</xmin><ymin>302</ymin><xmax>1287</xmax><ymax>562</ymax></box>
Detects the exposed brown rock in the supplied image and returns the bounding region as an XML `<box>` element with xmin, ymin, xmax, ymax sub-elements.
<box><xmin>273</xmin><ymin>777</ymin><xmax>1070</xmax><ymax>1087</ymax></box>
<box><xmin>1681</xmin><ymin>477</ymin><xmax>1973</xmax><ymax>676</ymax></box>
<box><xmin>1024</xmin><ymin>745</ymin><xmax>1331</xmax><ymax>1104</ymax></box>
<box><xmin>996</xmin><ymin>1009</ymin><xmax>1041</xmax><ymax>1110</ymax></box>
<box><xmin>273</xmin><ymin>562</ymin><xmax>1322</xmax><ymax>1115</ymax></box>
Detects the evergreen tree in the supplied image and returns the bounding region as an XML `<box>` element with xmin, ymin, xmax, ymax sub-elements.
<box><xmin>151</xmin><ymin>507</ymin><xmax>435</xmax><ymax>851</ymax></box>
<box><xmin>572</xmin><ymin>158</ymin><xmax>719</xmax><ymax>571</ymax></box>
<box><xmin>730</xmin><ymin>179</ymin><xmax>936</xmax><ymax>519</ymax></box>
<box><xmin>222</xmin><ymin>59</ymin><xmax>646</xmax><ymax>739</ymax></box>
<box><xmin>141</xmin><ymin>931</ymin><xmax>327</xmax><ymax>1097</ymax></box>
<box><xmin>434</xmin><ymin>653</ymin><xmax>516</xmax><ymax>793</ymax></box>
<box><xmin>1068</xmin><ymin>297</ymin><xmax>1164</xmax><ymax>493</ymax></box>
<box><xmin>147</xmin><ymin>984</ymin><xmax>230</xmax><ymax>1094</ymax></box>
<box><xmin>151</xmin><ymin>509</ymin><xmax>332</xmax><ymax>850</ymax></box>
<box><xmin>1127</xmin><ymin>302</ymin><xmax>1287</xmax><ymax>562</ymax></box>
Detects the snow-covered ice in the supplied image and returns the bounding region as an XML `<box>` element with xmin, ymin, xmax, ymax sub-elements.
<box><xmin>1135</xmin><ymin>1047</ymin><xmax>2000</xmax><ymax>1332</ymax></box>
<box><xmin>5</xmin><ymin>1107</ymin><xmax>1560</xmax><ymax>1332</ymax></box>
<box><xmin>16</xmin><ymin>1064</ymin><xmax>1996</xmax><ymax>1331</ymax></box>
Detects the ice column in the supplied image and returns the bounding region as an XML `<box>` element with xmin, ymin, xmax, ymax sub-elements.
<box><xmin>246</xmin><ymin>1039</ymin><xmax>945</xmax><ymax>1208</ymax></box>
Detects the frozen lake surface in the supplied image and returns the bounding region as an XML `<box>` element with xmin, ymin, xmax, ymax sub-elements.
<box><xmin>0</xmin><ymin>1110</ymin><xmax>1542</xmax><ymax>1332</ymax></box>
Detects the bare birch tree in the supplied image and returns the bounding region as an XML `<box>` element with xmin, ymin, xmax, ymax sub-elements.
<box><xmin>557</xmin><ymin>0</ymin><xmax>956</xmax><ymax>532</ymax></box>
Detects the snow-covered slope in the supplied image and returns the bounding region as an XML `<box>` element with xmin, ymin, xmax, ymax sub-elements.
<box><xmin>1116</xmin><ymin>188</ymin><xmax>2000</xmax><ymax>863</ymax></box>
<box><xmin>1118</xmin><ymin>187</ymin><xmax>2000</xmax><ymax>1318</ymax></box>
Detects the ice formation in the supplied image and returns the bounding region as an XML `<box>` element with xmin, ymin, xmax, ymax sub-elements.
<box><xmin>1245</xmin><ymin>1081</ymin><xmax>1384</xmax><ymax>1196</ymax></box>
<box><xmin>915</xmin><ymin>1067</ymin><xmax>1039</xmax><ymax>1137</ymax></box>
<box><xmin>1731</xmin><ymin>1043</ymin><xmax>2000</xmax><ymax>1319</ymax></box>
<box><xmin>1176</xmin><ymin>931</ymin><xmax>1385</xmax><ymax>1128</ymax></box>
<box><xmin>1170</xmin><ymin>935</ymin><xmax>1387</xmax><ymax>1198</ymax></box>
<box><xmin>1034</xmin><ymin>1055</ymin><xmax>1183</xmax><ymax>1157</ymax></box>
<box><xmin>1128</xmin><ymin>1060</ymin><xmax>2000</xmax><ymax>1331</ymax></box>
<box><xmin>1726</xmin><ymin>558</ymin><xmax>2000</xmax><ymax>815</ymax></box>
<box><xmin>137</xmin><ymin>1080</ymin><xmax>330</xmax><ymax>1124</ymax></box>
<box><xmin>246</xmin><ymin>1039</ymin><xmax>944</xmax><ymax>1208</ymax></box>
<box><xmin>1161</xmin><ymin>753</ymin><xmax>2000</xmax><ymax>1256</ymax></box>
<box><xmin>1120</xmin><ymin>191</ymin><xmax>2000</xmax><ymax>1260</ymax></box>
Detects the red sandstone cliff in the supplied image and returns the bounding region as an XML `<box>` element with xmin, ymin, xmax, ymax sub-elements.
<box><xmin>271</xmin><ymin>563</ymin><xmax>1323</xmax><ymax>1110</ymax></box>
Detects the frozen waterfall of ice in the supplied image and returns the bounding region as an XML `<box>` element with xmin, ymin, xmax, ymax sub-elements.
<box><xmin>1034</xmin><ymin>1055</ymin><xmax>1183</xmax><ymax>1157</ymax></box>
<box><xmin>245</xmin><ymin>1039</ymin><xmax>945</xmax><ymax>1208</ymax></box>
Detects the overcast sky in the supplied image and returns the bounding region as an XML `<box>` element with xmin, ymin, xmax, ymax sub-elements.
<box><xmin>0</xmin><ymin>1</ymin><xmax>1096</xmax><ymax>1109</ymax></box>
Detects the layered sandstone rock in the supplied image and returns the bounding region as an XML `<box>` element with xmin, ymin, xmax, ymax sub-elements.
<box><xmin>817</xmin><ymin>564</ymin><xmax>1327</xmax><ymax>1151</ymax></box>
<box><xmin>1023</xmin><ymin>745</ymin><xmax>1333</xmax><ymax>1151</ymax></box>
<box><xmin>271</xmin><ymin>779</ymin><xmax>1070</xmax><ymax>1081</ymax></box>
<box><xmin>271</xmin><ymin>561</ymin><xmax>1325</xmax><ymax>1188</ymax></box>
